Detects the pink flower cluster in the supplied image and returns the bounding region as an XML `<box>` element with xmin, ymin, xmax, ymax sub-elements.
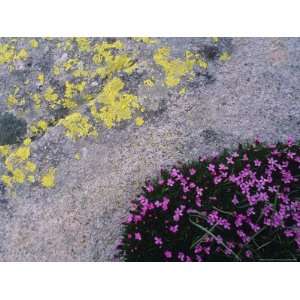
<box><xmin>121</xmin><ymin>139</ymin><xmax>300</xmax><ymax>261</ymax></box>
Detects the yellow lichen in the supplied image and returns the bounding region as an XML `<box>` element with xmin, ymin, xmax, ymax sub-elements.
<box><xmin>0</xmin><ymin>44</ymin><xmax>15</xmax><ymax>64</ymax></box>
<box><xmin>37</xmin><ymin>120</ymin><xmax>48</xmax><ymax>131</ymax></box>
<box><xmin>37</xmin><ymin>73</ymin><xmax>45</xmax><ymax>85</ymax></box>
<box><xmin>76</xmin><ymin>38</ymin><xmax>91</xmax><ymax>52</ymax></box>
<box><xmin>92</xmin><ymin>40</ymin><xmax>137</xmax><ymax>78</ymax></box>
<box><xmin>135</xmin><ymin>117</ymin><xmax>144</xmax><ymax>126</ymax></box>
<box><xmin>30</xmin><ymin>120</ymin><xmax>48</xmax><ymax>136</ymax></box>
<box><xmin>52</xmin><ymin>66</ymin><xmax>61</xmax><ymax>76</ymax></box>
<box><xmin>12</xmin><ymin>168</ymin><xmax>25</xmax><ymax>183</ymax></box>
<box><xmin>197</xmin><ymin>56</ymin><xmax>208</xmax><ymax>69</ymax></box>
<box><xmin>1</xmin><ymin>175</ymin><xmax>13</xmax><ymax>187</ymax></box>
<box><xmin>179</xmin><ymin>87</ymin><xmax>186</xmax><ymax>96</ymax></box>
<box><xmin>15</xmin><ymin>49</ymin><xmax>28</xmax><ymax>60</ymax></box>
<box><xmin>64</xmin><ymin>38</ymin><xmax>74</xmax><ymax>51</ymax></box>
<box><xmin>154</xmin><ymin>48</ymin><xmax>194</xmax><ymax>87</ymax></box>
<box><xmin>90</xmin><ymin>77</ymin><xmax>142</xmax><ymax>128</ymax></box>
<box><xmin>154</xmin><ymin>48</ymin><xmax>208</xmax><ymax>87</ymax></box>
<box><xmin>93</xmin><ymin>40</ymin><xmax>123</xmax><ymax>64</ymax></box>
<box><xmin>133</xmin><ymin>37</ymin><xmax>157</xmax><ymax>44</ymax></box>
<box><xmin>74</xmin><ymin>153</ymin><xmax>81</xmax><ymax>160</ymax></box>
<box><xmin>219</xmin><ymin>51</ymin><xmax>231</xmax><ymax>62</ymax></box>
<box><xmin>44</xmin><ymin>87</ymin><xmax>59</xmax><ymax>108</ymax></box>
<box><xmin>0</xmin><ymin>145</ymin><xmax>10</xmax><ymax>157</ymax></box>
<box><xmin>14</xmin><ymin>146</ymin><xmax>30</xmax><ymax>161</ymax></box>
<box><xmin>23</xmin><ymin>137</ymin><xmax>32</xmax><ymax>146</ymax></box>
<box><xmin>64</xmin><ymin>59</ymin><xmax>79</xmax><ymax>71</ymax></box>
<box><xmin>27</xmin><ymin>175</ymin><xmax>35</xmax><ymax>183</ymax></box>
<box><xmin>95</xmin><ymin>54</ymin><xmax>137</xmax><ymax>78</ymax></box>
<box><xmin>61</xmin><ymin>81</ymin><xmax>86</xmax><ymax>109</ymax></box>
<box><xmin>212</xmin><ymin>37</ymin><xmax>219</xmax><ymax>44</ymax></box>
<box><xmin>30</xmin><ymin>39</ymin><xmax>39</xmax><ymax>48</ymax></box>
<box><xmin>144</xmin><ymin>79</ymin><xmax>155</xmax><ymax>87</ymax></box>
<box><xmin>41</xmin><ymin>168</ymin><xmax>56</xmax><ymax>188</ymax></box>
<box><xmin>6</xmin><ymin>95</ymin><xmax>17</xmax><ymax>107</ymax></box>
<box><xmin>32</xmin><ymin>93</ymin><xmax>41</xmax><ymax>110</ymax></box>
<box><xmin>59</xmin><ymin>112</ymin><xmax>97</xmax><ymax>140</ymax></box>
<box><xmin>25</xmin><ymin>161</ymin><xmax>37</xmax><ymax>173</ymax></box>
<box><xmin>72</xmin><ymin>68</ymin><xmax>89</xmax><ymax>78</ymax></box>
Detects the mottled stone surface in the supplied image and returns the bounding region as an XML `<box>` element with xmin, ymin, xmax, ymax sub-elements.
<box><xmin>0</xmin><ymin>38</ymin><xmax>299</xmax><ymax>261</ymax></box>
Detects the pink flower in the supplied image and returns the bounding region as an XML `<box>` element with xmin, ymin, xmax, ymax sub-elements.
<box><xmin>284</xmin><ymin>230</ymin><xmax>294</xmax><ymax>238</ymax></box>
<box><xmin>232</xmin><ymin>194</ymin><xmax>239</xmax><ymax>205</ymax></box>
<box><xmin>245</xmin><ymin>250</ymin><xmax>253</xmax><ymax>258</ymax></box>
<box><xmin>169</xmin><ymin>225</ymin><xmax>179</xmax><ymax>233</ymax></box>
<box><xmin>189</xmin><ymin>168</ymin><xmax>196</xmax><ymax>175</ymax></box>
<box><xmin>154</xmin><ymin>236</ymin><xmax>163</xmax><ymax>245</ymax></box>
<box><xmin>173</xmin><ymin>207</ymin><xmax>184</xmax><ymax>221</ymax></box>
<box><xmin>287</xmin><ymin>136</ymin><xmax>294</xmax><ymax>147</ymax></box>
<box><xmin>242</xmin><ymin>154</ymin><xmax>248</xmax><ymax>161</ymax></box>
<box><xmin>135</xmin><ymin>232</ymin><xmax>142</xmax><ymax>240</ymax></box>
<box><xmin>254</xmin><ymin>159</ymin><xmax>261</xmax><ymax>167</ymax></box>
<box><xmin>232</xmin><ymin>152</ymin><xmax>239</xmax><ymax>158</ymax></box>
<box><xmin>164</xmin><ymin>250</ymin><xmax>172</xmax><ymax>259</ymax></box>
<box><xmin>208</xmin><ymin>164</ymin><xmax>215</xmax><ymax>173</ymax></box>
<box><xmin>196</xmin><ymin>187</ymin><xmax>204</xmax><ymax>196</ymax></box>
<box><xmin>127</xmin><ymin>214</ymin><xmax>133</xmax><ymax>223</ymax></box>
<box><xmin>219</xmin><ymin>163</ymin><xmax>228</xmax><ymax>171</ymax></box>
<box><xmin>167</xmin><ymin>179</ymin><xmax>175</xmax><ymax>187</ymax></box>
<box><xmin>146</xmin><ymin>184</ymin><xmax>154</xmax><ymax>193</ymax></box>
<box><xmin>162</xmin><ymin>197</ymin><xmax>170</xmax><ymax>211</ymax></box>
<box><xmin>226</xmin><ymin>157</ymin><xmax>234</xmax><ymax>165</ymax></box>
<box><xmin>171</xmin><ymin>168</ymin><xmax>180</xmax><ymax>177</ymax></box>
<box><xmin>287</xmin><ymin>151</ymin><xmax>296</xmax><ymax>159</ymax></box>
<box><xmin>178</xmin><ymin>252</ymin><xmax>185</xmax><ymax>261</ymax></box>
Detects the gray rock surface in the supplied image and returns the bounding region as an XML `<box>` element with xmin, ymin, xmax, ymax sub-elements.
<box><xmin>0</xmin><ymin>38</ymin><xmax>299</xmax><ymax>261</ymax></box>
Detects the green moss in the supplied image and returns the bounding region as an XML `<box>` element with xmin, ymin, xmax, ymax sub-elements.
<box><xmin>0</xmin><ymin>112</ymin><xmax>27</xmax><ymax>145</ymax></box>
